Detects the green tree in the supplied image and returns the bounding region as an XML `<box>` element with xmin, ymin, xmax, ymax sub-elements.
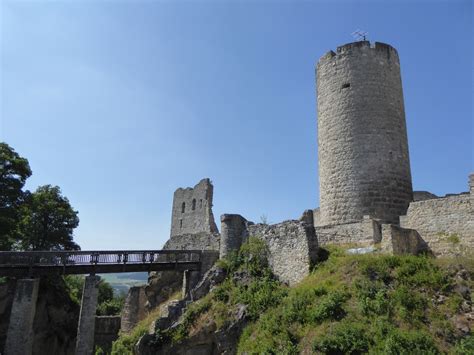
<box><xmin>0</xmin><ymin>143</ymin><xmax>32</xmax><ymax>250</ymax></box>
<box><xmin>19</xmin><ymin>185</ymin><xmax>80</xmax><ymax>251</ymax></box>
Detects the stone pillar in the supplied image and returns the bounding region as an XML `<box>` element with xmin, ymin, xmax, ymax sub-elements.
<box><xmin>4</xmin><ymin>278</ymin><xmax>40</xmax><ymax>355</ymax></box>
<box><xmin>220</xmin><ymin>214</ymin><xmax>248</xmax><ymax>258</ymax></box>
<box><xmin>120</xmin><ymin>286</ymin><xmax>147</xmax><ymax>333</ymax></box>
<box><xmin>299</xmin><ymin>209</ymin><xmax>314</xmax><ymax>226</ymax></box>
<box><xmin>75</xmin><ymin>275</ymin><xmax>100</xmax><ymax>355</ymax></box>
<box><xmin>182</xmin><ymin>270</ymin><xmax>190</xmax><ymax>299</ymax></box>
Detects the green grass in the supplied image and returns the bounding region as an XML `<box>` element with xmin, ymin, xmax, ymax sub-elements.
<box><xmin>237</xmin><ymin>246</ymin><xmax>473</xmax><ymax>354</ymax></box>
<box><xmin>117</xmin><ymin>241</ymin><xmax>474</xmax><ymax>354</ymax></box>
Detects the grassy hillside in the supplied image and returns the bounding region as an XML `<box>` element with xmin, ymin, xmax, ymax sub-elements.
<box><xmin>112</xmin><ymin>238</ymin><xmax>474</xmax><ymax>354</ymax></box>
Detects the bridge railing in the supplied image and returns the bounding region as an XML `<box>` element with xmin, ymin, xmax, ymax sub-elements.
<box><xmin>0</xmin><ymin>250</ymin><xmax>202</xmax><ymax>268</ymax></box>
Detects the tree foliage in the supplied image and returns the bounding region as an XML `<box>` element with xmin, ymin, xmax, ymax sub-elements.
<box><xmin>0</xmin><ymin>143</ymin><xmax>32</xmax><ymax>250</ymax></box>
<box><xmin>18</xmin><ymin>185</ymin><xmax>80</xmax><ymax>251</ymax></box>
<box><xmin>64</xmin><ymin>275</ymin><xmax>125</xmax><ymax>316</ymax></box>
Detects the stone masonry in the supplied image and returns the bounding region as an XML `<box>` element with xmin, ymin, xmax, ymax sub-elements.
<box><xmin>317</xmin><ymin>41</ymin><xmax>413</xmax><ymax>225</ymax></box>
<box><xmin>170</xmin><ymin>178</ymin><xmax>218</xmax><ymax>238</ymax></box>
<box><xmin>75</xmin><ymin>275</ymin><xmax>100</xmax><ymax>355</ymax></box>
<box><xmin>4</xmin><ymin>278</ymin><xmax>39</xmax><ymax>355</ymax></box>
<box><xmin>399</xmin><ymin>174</ymin><xmax>473</xmax><ymax>256</ymax></box>
<box><xmin>220</xmin><ymin>215</ymin><xmax>319</xmax><ymax>285</ymax></box>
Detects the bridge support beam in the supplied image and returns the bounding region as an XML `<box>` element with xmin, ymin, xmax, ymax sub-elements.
<box><xmin>75</xmin><ymin>275</ymin><xmax>101</xmax><ymax>355</ymax></box>
<box><xmin>5</xmin><ymin>278</ymin><xmax>40</xmax><ymax>355</ymax></box>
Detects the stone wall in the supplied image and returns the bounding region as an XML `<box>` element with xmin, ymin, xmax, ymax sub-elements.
<box><xmin>170</xmin><ymin>178</ymin><xmax>218</xmax><ymax>237</ymax></box>
<box><xmin>94</xmin><ymin>316</ymin><xmax>121</xmax><ymax>353</ymax></box>
<box><xmin>399</xmin><ymin>175</ymin><xmax>473</xmax><ymax>256</ymax></box>
<box><xmin>380</xmin><ymin>224</ymin><xmax>428</xmax><ymax>255</ymax></box>
<box><xmin>163</xmin><ymin>232</ymin><xmax>220</xmax><ymax>251</ymax></box>
<box><xmin>248</xmin><ymin>221</ymin><xmax>319</xmax><ymax>285</ymax></box>
<box><xmin>317</xmin><ymin>41</ymin><xmax>413</xmax><ymax>225</ymax></box>
<box><xmin>315</xmin><ymin>216</ymin><xmax>381</xmax><ymax>246</ymax></box>
<box><xmin>121</xmin><ymin>286</ymin><xmax>148</xmax><ymax>333</ymax></box>
<box><xmin>220</xmin><ymin>215</ymin><xmax>319</xmax><ymax>285</ymax></box>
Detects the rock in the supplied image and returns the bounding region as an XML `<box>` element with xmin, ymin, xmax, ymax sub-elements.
<box><xmin>214</xmin><ymin>304</ymin><xmax>248</xmax><ymax>355</ymax></box>
<box><xmin>191</xmin><ymin>266</ymin><xmax>227</xmax><ymax>301</ymax></box>
<box><xmin>346</xmin><ymin>246</ymin><xmax>376</xmax><ymax>254</ymax></box>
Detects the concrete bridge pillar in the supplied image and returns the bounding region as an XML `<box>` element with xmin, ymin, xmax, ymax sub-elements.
<box><xmin>5</xmin><ymin>278</ymin><xmax>40</xmax><ymax>355</ymax></box>
<box><xmin>75</xmin><ymin>275</ymin><xmax>101</xmax><ymax>355</ymax></box>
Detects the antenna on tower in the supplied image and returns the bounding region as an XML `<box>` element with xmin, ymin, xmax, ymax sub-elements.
<box><xmin>351</xmin><ymin>29</ymin><xmax>368</xmax><ymax>41</ymax></box>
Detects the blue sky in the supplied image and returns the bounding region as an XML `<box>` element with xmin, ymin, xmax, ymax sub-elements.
<box><xmin>1</xmin><ymin>0</ymin><xmax>472</xmax><ymax>250</ymax></box>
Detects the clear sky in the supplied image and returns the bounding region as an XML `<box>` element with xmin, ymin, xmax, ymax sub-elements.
<box><xmin>0</xmin><ymin>0</ymin><xmax>472</xmax><ymax>250</ymax></box>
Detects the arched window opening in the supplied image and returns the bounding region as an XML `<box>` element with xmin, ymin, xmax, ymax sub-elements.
<box><xmin>200</xmin><ymin>199</ymin><xmax>203</xmax><ymax>208</ymax></box>
<box><xmin>192</xmin><ymin>199</ymin><xmax>196</xmax><ymax>210</ymax></box>
<box><xmin>181</xmin><ymin>202</ymin><xmax>185</xmax><ymax>213</ymax></box>
<box><xmin>180</xmin><ymin>219</ymin><xmax>183</xmax><ymax>229</ymax></box>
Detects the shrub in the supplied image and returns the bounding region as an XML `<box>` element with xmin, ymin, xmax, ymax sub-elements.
<box><xmin>452</xmin><ymin>335</ymin><xmax>474</xmax><ymax>355</ymax></box>
<box><xmin>312</xmin><ymin>321</ymin><xmax>370</xmax><ymax>354</ymax></box>
<box><xmin>382</xmin><ymin>329</ymin><xmax>439</xmax><ymax>354</ymax></box>
<box><xmin>309</xmin><ymin>291</ymin><xmax>348</xmax><ymax>323</ymax></box>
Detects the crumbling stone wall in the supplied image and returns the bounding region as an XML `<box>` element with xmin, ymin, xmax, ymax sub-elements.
<box><xmin>317</xmin><ymin>41</ymin><xmax>413</xmax><ymax>225</ymax></box>
<box><xmin>315</xmin><ymin>216</ymin><xmax>381</xmax><ymax>246</ymax></box>
<box><xmin>121</xmin><ymin>286</ymin><xmax>147</xmax><ymax>333</ymax></box>
<box><xmin>399</xmin><ymin>174</ymin><xmax>473</xmax><ymax>256</ymax></box>
<box><xmin>170</xmin><ymin>178</ymin><xmax>218</xmax><ymax>237</ymax></box>
<box><xmin>94</xmin><ymin>316</ymin><xmax>121</xmax><ymax>353</ymax></box>
<box><xmin>380</xmin><ymin>224</ymin><xmax>428</xmax><ymax>255</ymax></box>
<box><xmin>163</xmin><ymin>232</ymin><xmax>220</xmax><ymax>251</ymax></box>
<box><xmin>220</xmin><ymin>215</ymin><xmax>319</xmax><ymax>285</ymax></box>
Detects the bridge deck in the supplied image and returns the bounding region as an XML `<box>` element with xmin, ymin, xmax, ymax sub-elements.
<box><xmin>0</xmin><ymin>250</ymin><xmax>202</xmax><ymax>277</ymax></box>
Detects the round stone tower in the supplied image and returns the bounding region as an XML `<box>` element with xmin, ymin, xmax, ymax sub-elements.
<box><xmin>316</xmin><ymin>41</ymin><xmax>413</xmax><ymax>225</ymax></box>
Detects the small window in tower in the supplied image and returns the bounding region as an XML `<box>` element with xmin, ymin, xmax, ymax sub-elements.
<box><xmin>180</xmin><ymin>219</ymin><xmax>183</xmax><ymax>229</ymax></box>
<box><xmin>341</xmin><ymin>83</ymin><xmax>350</xmax><ymax>89</ymax></box>
<box><xmin>200</xmin><ymin>199</ymin><xmax>203</xmax><ymax>208</ymax></box>
<box><xmin>192</xmin><ymin>199</ymin><xmax>196</xmax><ymax>210</ymax></box>
<box><xmin>181</xmin><ymin>202</ymin><xmax>185</xmax><ymax>213</ymax></box>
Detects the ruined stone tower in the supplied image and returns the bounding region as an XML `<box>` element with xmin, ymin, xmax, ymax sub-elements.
<box><xmin>170</xmin><ymin>178</ymin><xmax>218</xmax><ymax>237</ymax></box>
<box><xmin>317</xmin><ymin>41</ymin><xmax>413</xmax><ymax>225</ymax></box>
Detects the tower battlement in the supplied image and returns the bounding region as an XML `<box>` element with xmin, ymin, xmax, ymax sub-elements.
<box><xmin>318</xmin><ymin>41</ymin><xmax>399</xmax><ymax>66</ymax></box>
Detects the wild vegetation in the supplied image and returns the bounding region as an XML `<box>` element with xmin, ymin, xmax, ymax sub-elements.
<box><xmin>0</xmin><ymin>143</ymin><xmax>79</xmax><ymax>251</ymax></box>
<box><xmin>132</xmin><ymin>238</ymin><xmax>473</xmax><ymax>354</ymax></box>
<box><xmin>64</xmin><ymin>275</ymin><xmax>125</xmax><ymax>316</ymax></box>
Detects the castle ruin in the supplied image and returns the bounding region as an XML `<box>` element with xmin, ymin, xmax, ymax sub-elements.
<box><xmin>115</xmin><ymin>40</ymin><xmax>474</xmax><ymax>339</ymax></box>
<box><xmin>158</xmin><ymin>40</ymin><xmax>472</xmax><ymax>288</ymax></box>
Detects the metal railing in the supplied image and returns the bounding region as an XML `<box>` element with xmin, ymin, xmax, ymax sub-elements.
<box><xmin>0</xmin><ymin>250</ymin><xmax>202</xmax><ymax>276</ymax></box>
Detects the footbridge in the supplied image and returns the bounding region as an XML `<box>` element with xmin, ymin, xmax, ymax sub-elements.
<box><xmin>0</xmin><ymin>249</ymin><xmax>218</xmax><ymax>355</ymax></box>
<box><xmin>0</xmin><ymin>249</ymin><xmax>203</xmax><ymax>277</ymax></box>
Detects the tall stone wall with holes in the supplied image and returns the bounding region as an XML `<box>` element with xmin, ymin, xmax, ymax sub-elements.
<box><xmin>317</xmin><ymin>41</ymin><xmax>413</xmax><ymax>226</ymax></box>
<box><xmin>170</xmin><ymin>178</ymin><xmax>219</xmax><ymax>238</ymax></box>
<box><xmin>399</xmin><ymin>174</ymin><xmax>474</xmax><ymax>256</ymax></box>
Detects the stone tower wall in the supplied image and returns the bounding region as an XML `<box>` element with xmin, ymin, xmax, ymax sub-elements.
<box><xmin>170</xmin><ymin>178</ymin><xmax>218</xmax><ymax>237</ymax></box>
<box><xmin>317</xmin><ymin>41</ymin><xmax>413</xmax><ymax>225</ymax></box>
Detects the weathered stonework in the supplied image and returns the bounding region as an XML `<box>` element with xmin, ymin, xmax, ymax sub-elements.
<box><xmin>399</xmin><ymin>175</ymin><xmax>473</xmax><ymax>257</ymax></box>
<box><xmin>219</xmin><ymin>214</ymin><xmax>249</xmax><ymax>258</ymax></box>
<box><xmin>75</xmin><ymin>275</ymin><xmax>100</xmax><ymax>355</ymax></box>
<box><xmin>248</xmin><ymin>221</ymin><xmax>319</xmax><ymax>285</ymax></box>
<box><xmin>315</xmin><ymin>216</ymin><xmax>382</xmax><ymax>246</ymax></box>
<box><xmin>4</xmin><ymin>278</ymin><xmax>39</xmax><ymax>355</ymax></box>
<box><xmin>121</xmin><ymin>286</ymin><xmax>148</xmax><ymax>333</ymax></box>
<box><xmin>220</xmin><ymin>215</ymin><xmax>319</xmax><ymax>285</ymax></box>
<box><xmin>317</xmin><ymin>41</ymin><xmax>413</xmax><ymax>225</ymax></box>
<box><xmin>94</xmin><ymin>316</ymin><xmax>121</xmax><ymax>353</ymax></box>
<box><xmin>380</xmin><ymin>224</ymin><xmax>428</xmax><ymax>255</ymax></box>
<box><xmin>163</xmin><ymin>232</ymin><xmax>220</xmax><ymax>251</ymax></box>
<box><xmin>170</xmin><ymin>178</ymin><xmax>218</xmax><ymax>238</ymax></box>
